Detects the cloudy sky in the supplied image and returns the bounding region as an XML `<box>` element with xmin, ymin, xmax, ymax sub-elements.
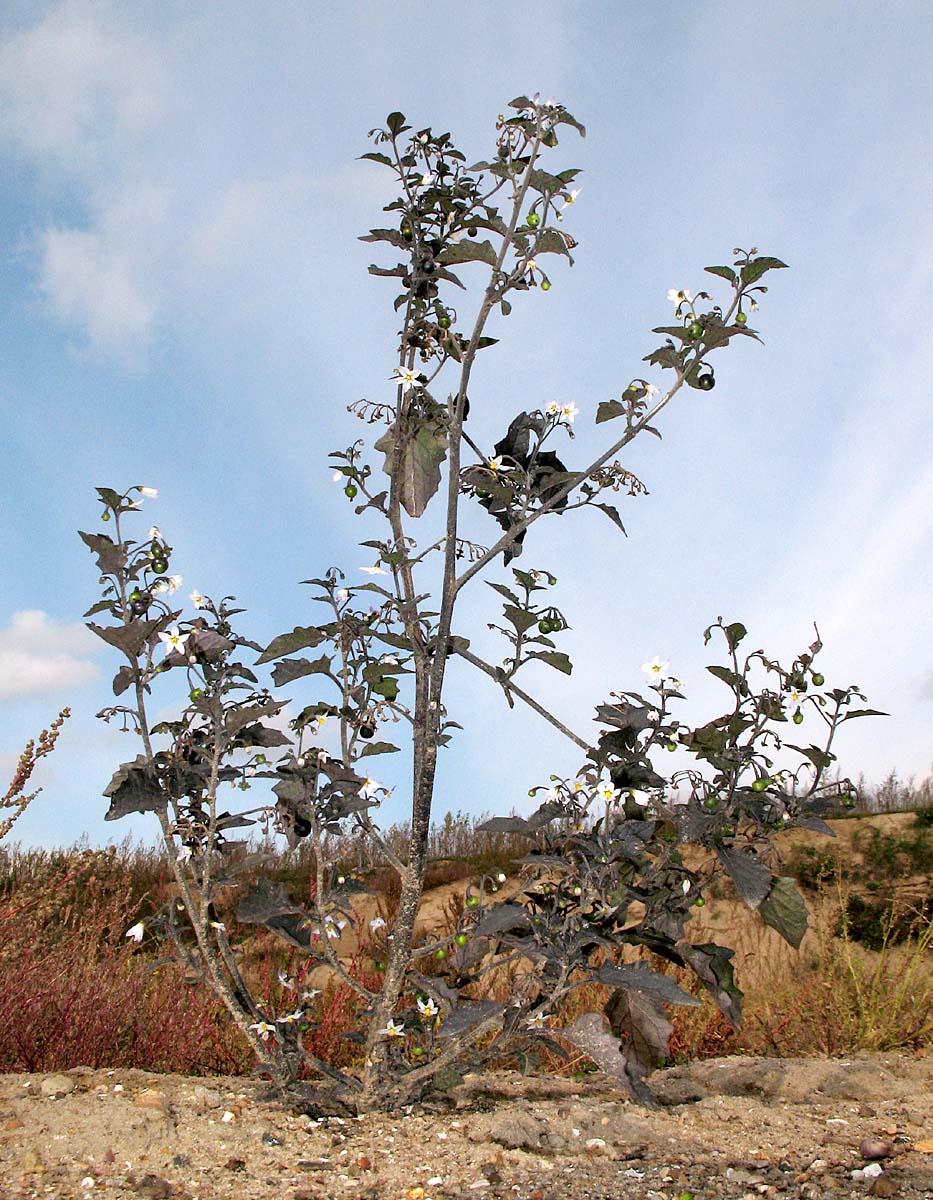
<box><xmin>2</xmin><ymin>1</ymin><xmax>930</xmax><ymax>849</ymax></box>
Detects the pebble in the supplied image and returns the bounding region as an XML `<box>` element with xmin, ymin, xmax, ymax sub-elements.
<box><xmin>40</xmin><ymin>1073</ymin><xmax>76</xmax><ymax>1097</ymax></box>
<box><xmin>860</xmin><ymin>1137</ymin><xmax>894</xmax><ymax>1160</ymax></box>
<box><xmin>133</xmin><ymin>1088</ymin><xmax>167</xmax><ymax>1110</ymax></box>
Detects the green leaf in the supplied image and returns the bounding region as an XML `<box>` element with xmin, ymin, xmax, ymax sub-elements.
<box><xmin>359</xmin><ymin>151</ymin><xmax>392</xmax><ymax>166</ymax></box>
<box><xmin>841</xmin><ymin>708</ymin><xmax>887</xmax><ymax>721</ymax></box>
<box><xmin>725</xmin><ymin>621</ymin><xmax>747</xmax><ymax>650</ymax></box>
<box><xmin>706</xmin><ymin>664</ymin><xmax>745</xmax><ymax>690</ymax></box>
<box><xmin>438</xmin><ymin>239</ymin><xmax>498</xmax><ymax>268</ymax></box>
<box><xmin>359</xmin><ymin>228</ymin><xmax>410</xmax><ymax>249</ymax></box>
<box><xmin>704</xmin><ymin>265</ymin><xmax>737</xmax><ymax>284</ymax></box>
<box><xmin>257</xmin><ymin>625</ymin><xmax>327</xmax><ymax>664</ymax></box>
<box><xmin>533</xmin><ymin>228</ymin><xmax>574</xmax><ymax>262</ymax></box>
<box><xmin>679</xmin><ymin>942</ymin><xmax>743</xmax><ymax>1027</ymax></box>
<box><xmin>502</xmin><ymin>604</ymin><xmax>539</xmax><ymax>634</ymax></box>
<box><xmin>716</xmin><ymin>846</ymin><xmax>772</xmax><ymax>911</ymax></box>
<box><xmin>359</xmin><ymin>741</ymin><xmax>400</xmax><ymax>758</ymax></box>
<box><xmin>87</xmin><ymin>619</ymin><xmax>159</xmax><ymax>660</ymax></box>
<box><xmin>374</xmin><ymin>421</ymin><xmax>449</xmax><ymax>519</ymax></box>
<box><xmin>528</xmin><ymin>650</ymin><xmax>572</xmax><ymax>675</ymax></box>
<box><xmin>594</xmin><ymin>503</ymin><xmax>626</xmax><ymax>535</ymax></box>
<box><xmin>79</xmin><ymin>530</ymin><xmax>127</xmax><ymax>577</ymax></box>
<box><xmin>759</xmin><ymin>876</ymin><xmax>809</xmax><ymax>949</ymax></box>
<box><xmin>787</xmin><ymin>743</ymin><xmax>836</xmax><ymax>771</ymax></box>
<box><xmin>103</xmin><ymin>756</ymin><xmax>165</xmax><ymax>821</ymax></box>
<box><xmin>386</xmin><ymin>112</ymin><xmax>407</xmax><ymax>135</ymax></box>
<box><xmin>486</xmin><ymin>581</ymin><xmax>522</xmax><ymax>605</ymax></box>
<box><xmin>508</xmin><ymin>95</ymin><xmax>532</xmax><ymax>110</ymax></box>
<box><xmin>740</xmin><ymin>256</ymin><xmax>788</xmax><ymax>287</ymax></box>
<box><xmin>595</xmin><ymin>399</ymin><xmax>625</xmax><ymax>424</ymax></box>
<box><xmin>271</xmin><ymin>654</ymin><xmax>333</xmax><ymax>687</ymax></box>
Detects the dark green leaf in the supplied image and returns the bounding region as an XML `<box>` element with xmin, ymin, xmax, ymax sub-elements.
<box><xmin>112</xmin><ymin>665</ymin><xmax>135</xmax><ymax>696</ymax></box>
<box><xmin>476</xmin><ymin>815</ymin><xmax>535</xmax><ymax>836</ymax></box>
<box><xmin>87</xmin><ymin>619</ymin><xmax>159</xmax><ymax>660</ymax></box>
<box><xmin>679</xmin><ymin>942</ymin><xmax>742</xmax><ymax>1026</ymax></box>
<box><xmin>438</xmin><ymin>239</ymin><xmax>498</xmax><ymax>268</ymax></box>
<box><xmin>271</xmin><ymin>654</ymin><xmax>333</xmax><ymax>687</ymax></box>
<box><xmin>740</xmin><ymin>256</ymin><xmax>788</xmax><ymax>287</ymax></box>
<box><xmin>596</xmin><ymin>399</ymin><xmax>625</xmax><ymax>424</ymax></box>
<box><xmin>257</xmin><ymin>625</ymin><xmax>327</xmax><ymax>665</ymax></box>
<box><xmin>386</xmin><ymin>111</ymin><xmax>407</xmax><ymax>135</ymax></box>
<box><xmin>237</xmin><ymin>723</ymin><xmax>292</xmax><ymax>748</ymax></box>
<box><xmin>787</xmin><ymin>743</ymin><xmax>836</xmax><ymax>770</ymax></box>
<box><xmin>716</xmin><ymin>846</ymin><xmax>772</xmax><ymax>911</ymax></box>
<box><xmin>437</xmin><ymin>1000</ymin><xmax>503</xmax><ymax>1039</ymax></box>
<box><xmin>558</xmin><ymin>1013</ymin><xmax>633</xmax><ymax>1092</ymax></box>
<box><xmin>359</xmin><ymin>151</ymin><xmax>392</xmax><ymax>166</ymax></box>
<box><xmin>528</xmin><ymin>650</ymin><xmax>572</xmax><ymax>675</ymax></box>
<box><xmin>502</xmin><ymin>604</ymin><xmax>539</xmax><ymax>634</ymax></box>
<box><xmin>359</xmin><ymin>228</ymin><xmax>410</xmax><ymax>249</ymax></box>
<box><xmin>79</xmin><ymin>530</ymin><xmax>127</xmax><ymax>576</ymax></box>
<box><xmin>374</xmin><ymin>422</ymin><xmax>448</xmax><ymax>519</ymax></box>
<box><xmin>474</xmin><ymin>903</ymin><xmax>531</xmax><ymax>936</ymax></box>
<box><xmin>594</xmin><ymin>504</ymin><xmax>626</xmax><ymax>535</ymax></box>
<box><xmin>103</xmin><ymin>757</ymin><xmax>165</xmax><ymax>821</ymax></box>
<box><xmin>597</xmin><ymin>961</ymin><xmax>700</xmax><ymax>1007</ymax></box>
<box><xmin>605</xmin><ymin>986</ymin><xmax>672</xmax><ymax>1081</ymax></box>
<box><xmin>725</xmin><ymin>621</ymin><xmax>747</xmax><ymax>649</ymax></box>
<box><xmin>841</xmin><ymin>708</ymin><xmax>887</xmax><ymax>720</ymax></box>
<box><xmin>759</xmin><ymin>876</ymin><xmax>809</xmax><ymax>949</ymax></box>
<box><xmin>359</xmin><ymin>741</ymin><xmax>400</xmax><ymax>758</ymax></box>
<box><xmin>704</xmin><ymin>265</ymin><xmax>737</xmax><ymax>283</ymax></box>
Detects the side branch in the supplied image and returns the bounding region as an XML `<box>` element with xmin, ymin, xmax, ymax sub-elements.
<box><xmin>453</xmin><ymin>645</ymin><xmax>593</xmax><ymax>754</ymax></box>
<box><xmin>455</xmin><ymin>377</ymin><xmax>686</xmax><ymax>592</ymax></box>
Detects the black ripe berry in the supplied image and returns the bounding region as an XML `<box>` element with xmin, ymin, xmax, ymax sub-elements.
<box><xmin>697</xmin><ymin>373</ymin><xmax>715</xmax><ymax>391</ymax></box>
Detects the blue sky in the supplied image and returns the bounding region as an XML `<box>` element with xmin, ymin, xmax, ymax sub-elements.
<box><xmin>1</xmin><ymin>1</ymin><xmax>931</xmax><ymax>849</ymax></box>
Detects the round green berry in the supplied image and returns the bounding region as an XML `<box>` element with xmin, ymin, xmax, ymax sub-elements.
<box><xmin>751</xmin><ymin>777</ymin><xmax>770</xmax><ymax>793</ymax></box>
<box><xmin>189</xmin><ymin>688</ymin><xmax>205</xmax><ymax>702</ymax></box>
<box><xmin>540</xmin><ymin>279</ymin><xmax>551</xmax><ymax>291</ymax></box>
<box><xmin>735</xmin><ymin>311</ymin><xmax>748</xmax><ymax>326</ymax></box>
<box><xmin>812</xmin><ymin>673</ymin><xmax>825</xmax><ymax>687</ymax></box>
<box><xmin>454</xmin><ymin>933</ymin><xmax>469</xmax><ymax>947</ymax></box>
<box><xmin>344</xmin><ymin>483</ymin><xmax>358</xmax><ymax>500</ymax></box>
<box><xmin>411</xmin><ymin>1046</ymin><xmax>425</xmax><ymax>1057</ymax></box>
<box><xmin>101</xmin><ymin>511</ymin><xmax>111</xmax><ymax>522</ymax></box>
<box><xmin>687</xmin><ymin>321</ymin><xmax>703</xmax><ymax>340</ymax></box>
<box><xmin>465</xmin><ymin>895</ymin><xmax>479</xmax><ymax>908</ymax></box>
<box><xmin>438</xmin><ymin>314</ymin><xmax>451</xmax><ymax>329</ymax></box>
<box><xmin>151</xmin><ymin>559</ymin><xmax>168</xmax><ymax>574</ymax></box>
<box><xmin>693</xmin><ymin>897</ymin><xmax>705</xmax><ymax>908</ymax></box>
<box><xmin>793</xmin><ymin>710</ymin><xmax>804</xmax><ymax>725</ymax></box>
<box><xmin>434</xmin><ymin>947</ymin><xmax>447</xmax><ymax>961</ymax></box>
<box><xmin>526</xmin><ymin>212</ymin><xmax>540</xmax><ymax>228</ymax></box>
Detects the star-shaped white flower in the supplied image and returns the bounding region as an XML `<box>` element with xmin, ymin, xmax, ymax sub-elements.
<box><xmin>644</xmin><ymin>383</ymin><xmax>660</xmax><ymax>397</ymax></box>
<box><xmin>324</xmin><ymin>916</ymin><xmax>347</xmax><ymax>940</ymax></box>
<box><xmin>137</xmin><ymin>486</ymin><xmax>159</xmax><ymax>499</ymax></box>
<box><xmin>786</xmin><ymin>688</ymin><xmax>805</xmax><ymax>709</ymax></box>
<box><xmin>190</xmin><ymin>590</ymin><xmax>205</xmax><ymax>609</ymax></box>
<box><xmin>560</xmin><ymin>402</ymin><xmax>579</xmax><ymax>423</ymax></box>
<box><xmin>682</xmin><ymin>879</ymin><xmax>691</xmax><ymax>895</ymax></box>
<box><xmin>301</xmin><ymin>989</ymin><xmax>321</xmax><ymax>1003</ymax></box>
<box><xmin>158</xmin><ymin>626</ymin><xmax>187</xmax><ymax>656</ymax></box>
<box><xmin>667</xmin><ymin>288</ymin><xmax>692</xmax><ymax>306</ymax></box>
<box><xmin>378</xmin><ymin>1017</ymin><xmax>406</xmax><ymax>1039</ymax></box>
<box><xmin>487</xmin><ymin>456</ymin><xmax>506</xmax><ymax>472</ymax></box>
<box><xmin>336</xmin><ymin>589</ymin><xmax>349</xmax><ymax>603</ymax></box>
<box><xmin>629</xmin><ymin>789</ymin><xmax>651</xmax><ymax>807</ymax></box>
<box><xmin>668</xmin><ymin>677</ymin><xmax>684</xmax><ymax>692</ymax></box>
<box><xmin>277</xmin><ymin>1007</ymin><xmax>305</xmax><ymax>1024</ymax></box>
<box><xmin>562</xmin><ymin>188</ymin><xmax>581</xmax><ymax>206</ymax></box>
<box><xmin>417</xmin><ymin>996</ymin><xmax>439</xmax><ymax>1018</ymax></box>
<box><xmin>360</xmin><ymin>565</ymin><xmax>387</xmax><ymax>575</ymax></box>
<box><xmin>125</xmin><ymin>921</ymin><xmax>144</xmax><ymax>943</ymax></box>
<box><xmin>595</xmin><ymin>781</ymin><xmax>621</xmax><ymax>804</ymax></box>
<box><xmin>641</xmin><ymin>656</ymin><xmax>670</xmax><ymax>682</ymax></box>
<box><xmin>370</xmin><ymin>916</ymin><xmax>387</xmax><ymax>932</ymax></box>
<box><xmin>148</xmin><ymin>526</ymin><xmax>162</xmax><ymax>541</ymax></box>
<box><xmin>392</xmin><ymin>366</ymin><xmax>421</xmax><ymax>394</ymax></box>
<box><xmin>526</xmin><ymin>1012</ymin><xmax>549</xmax><ymax>1029</ymax></box>
<box><xmin>249</xmin><ymin>1020</ymin><xmax>276</xmax><ymax>1041</ymax></box>
<box><xmin>360</xmin><ymin>778</ymin><xmax>383</xmax><ymax>800</ymax></box>
<box><xmin>545</xmin><ymin>400</ymin><xmax>561</xmax><ymax>417</ymax></box>
<box><xmin>278</xmin><ymin>969</ymin><xmax>296</xmax><ymax>991</ymax></box>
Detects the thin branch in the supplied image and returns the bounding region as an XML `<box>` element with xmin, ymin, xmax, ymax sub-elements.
<box><xmin>453</xmin><ymin>645</ymin><xmax>593</xmax><ymax>753</ymax></box>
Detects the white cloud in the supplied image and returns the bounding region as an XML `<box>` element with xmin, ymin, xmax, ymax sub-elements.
<box><xmin>0</xmin><ymin>611</ymin><xmax>100</xmax><ymax>701</ymax></box>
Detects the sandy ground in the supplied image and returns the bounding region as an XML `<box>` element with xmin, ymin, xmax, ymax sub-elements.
<box><xmin>2</xmin><ymin>1052</ymin><xmax>933</xmax><ymax>1200</ymax></box>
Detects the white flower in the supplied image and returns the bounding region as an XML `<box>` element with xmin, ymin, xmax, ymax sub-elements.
<box><xmin>560</xmin><ymin>402</ymin><xmax>579</xmax><ymax>423</ymax></box>
<box><xmin>668</xmin><ymin>677</ymin><xmax>684</xmax><ymax>693</ymax></box>
<box><xmin>487</xmin><ymin>456</ymin><xmax>505</xmax><ymax>472</ymax></box>
<box><xmin>629</xmin><ymin>789</ymin><xmax>651</xmax><ymax>807</ymax></box>
<box><xmin>570</xmin><ymin>779</ymin><xmax>587</xmax><ymax>795</ymax></box>
<box><xmin>137</xmin><ymin>486</ymin><xmax>159</xmax><ymax>499</ymax></box>
<box><xmin>278</xmin><ymin>970</ymin><xmax>296</xmax><ymax>991</ymax></box>
<box><xmin>152</xmin><ymin>574</ymin><xmax>182</xmax><ymax>596</ymax></box>
<box><xmin>249</xmin><ymin>1020</ymin><xmax>276</xmax><ymax>1041</ymax></box>
<box><xmin>381</xmin><ymin>654</ymin><xmax>398</xmax><ymax>665</ymax></box>
<box><xmin>324</xmin><ymin>917</ymin><xmax>347</xmax><ymax>940</ymax></box>
<box><xmin>682</xmin><ymin>879</ymin><xmax>691</xmax><ymax>895</ymax></box>
<box><xmin>545</xmin><ymin>400</ymin><xmax>561</xmax><ymax>417</ymax></box>
<box><xmin>336</xmin><ymin>588</ymin><xmax>350</xmax><ymax>603</ymax></box>
<box><xmin>495</xmin><ymin>871</ymin><xmax>507</xmax><ymax>884</ymax></box>
<box><xmin>332</xmin><ymin>470</ymin><xmax>343</xmax><ymax>483</ymax></box>
<box><xmin>786</xmin><ymin>688</ymin><xmax>805</xmax><ymax>708</ymax></box>
<box><xmin>177</xmin><ymin>845</ymin><xmax>193</xmax><ymax>865</ymax></box>
<box><xmin>378</xmin><ymin>1017</ymin><xmax>406</xmax><ymax>1039</ymax></box>
<box><xmin>125</xmin><ymin>921</ymin><xmax>144</xmax><ymax>943</ymax></box>
<box><xmin>417</xmin><ymin>996</ymin><xmax>439</xmax><ymax>1018</ymax></box>
<box><xmin>360</xmin><ymin>564</ymin><xmax>387</xmax><ymax>575</ymax></box>
<box><xmin>360</xmin><ymin>777</ymin><xmax>383</xmax><ymax>800</ymax></box>
<box><xmin>277</xmin><ymin>1007</ymin><xmax>305</xmax><ymax>1024</ymax></box>
<box><xmin>147</xmin><ymin>526</ymin><xmax>162</xmax><ymax>540</ymax></box>
<box><xmin>596</xmin><ymin>781</ymin><xmax>621</xmax><ymax>804</ymax></box>
<box><xmin>301</xmin><ymin>989</ymin><xmax>321</xmax><ymax>1003</ymax></box>
<box><xmin>667</xmin><ymin>288</ymin><xmax>692</xmax><ymax>306</ymax></box>
<box><xmin>317</xmin><ymin>748</ymin><xmax>330</xmax><ymax>763</ymax></box>
<box><xmin>526</xmin><ymin>1012</ymin><xmax>549</xmax><ymax>1029</ymax></box>
<box><xmin>158</xmin><ymin>626</ymin><xmax>186</xmax><ymax>655</ymax></box>
<box><xmin>209</xmin><ymin>919</ymin><xmax>226</xmax><ymax>931</ymax></box>
<box><xmin>315</xmin><ymin>714</ymin><xmax>328</xmax><ymax>728</ymax></box>
<box><xmin>190</xmin><ymin>590</ymin><xmax>206</xmax><ymax>609</ymax></box>
<box><xmin>526</xmin><ymin>258</ymin><xmax>538</xmax><ymax>272</ymax></box>
<box><xmin>370</xmin><ymin>916</ymin><xmax>387</xmax><ymax>932</ymax></box>
<box><xmin>641</xmin><ymin>656</ymin><xmax>670</xmax><ymax>682</ymax></box>
<box><xmin>562</xmin><ymin>188</ymin><xmax>581</xmax><ymax>206</ymax></box>
<box><xmin>646</xmin><ymin>710</ymin><xmax>660</xmax><ymax>723</ymax></box>
<box><xmin>392</xmin><ymin>366</ymin><xmax>421</xmax><ymax>393</ymax></box>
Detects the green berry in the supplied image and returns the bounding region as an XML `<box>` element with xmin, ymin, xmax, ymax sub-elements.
<box><xmin>735</xmin><ymin>312</ymin><xmax>748</xmax><ymax>326</ymax></box>
<box><xmin>526</xmin><ymin>212</ymin><xmax>540</xmax><ymax>228</ymax></box>
<box><xmin>793</xmin><ymin>710</ymin><xmax>804</xmax><ymax>725</ymax></box>
<box><xmin>151</xmin><ymin>559</ymin><xmax>168</xmax><ymax>574</ymax></box>
<box><xmin>189</xmin><ymin>688</ymin><xmax>205</xmax><ymax>702</ymax></box>
<box><xmin>101</xmin><ymin>511</ymin><xmax>111</xmax><ymax>522</ymax></box>
<box><xmin>693</xmin><ymin>898</ymin><xmax>705</xmax><ymax>908</ymax></box>
<box><xmin>374</xmin><ymin>959</ymin><xmax>385</xmax><ymax>971</ymax></box>
<box><xmin>434</xmin><ymin>947</ymin><xmax>447</xmax><ymax>961</ymax></box>
<box><xmin>438</xmin><ymin>314</ymin><xmax>451</xmax><ymax>329</ymax></box>
<box><xmin>465</xmin><ymin>895</ymin><xmax>479</xmax><ymax>908</ymax></box>
<box><xmin>812</xmin><ymin>673</ymin><xmax>825</xmax><ymax>687</ymax></box>
<box><xmin>344</xmin><ymin>483</ymin><xmax>358</xmax><ymax>500</ymax></box>
<box><xmin>538</xmin><ymin>619</ymin><xmax>551</xmax><ymax>635</ymax></box>
<box><xmin>667</xmin><ymin>741</ymin><xmax>676</xmax><ymax>752</ymax></box>
<box><xmin>401</xmin><ymin>225</ymin><xmax>413</xmax><ymax>241</ymax></box>
<box><xmin>752</xmin><ymin>777</ymin><xmax>770</xmax><ymax>792</ymax></box>
<box><xmin>687</xmin><ymin>321</ymin><xmax>703</xmax><ymax>340</ymax></box>
<box><xmin>702</xmin><ymin>797</ymin><xmax>718</xmax><ymax>811</ymax></box>
<box><xmin>454</xmin><ymin>933</ymin><xmax>469</xmax><ymax>947</ymax></box>
<box><xmin>540</xmin><ymin>279</ymin><xmax>551</xmax><ymax>291</ymax></box>
<box><xmin>411</xmin><ymin>1046</ymin><xmax>425</xmax><ymax>1057</ymax></box>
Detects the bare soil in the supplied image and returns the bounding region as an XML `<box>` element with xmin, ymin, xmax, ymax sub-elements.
<box><xmin>2</xmin><ymin>1052</ymin><xmax>933</xmax><ymax>1200</ymax></box>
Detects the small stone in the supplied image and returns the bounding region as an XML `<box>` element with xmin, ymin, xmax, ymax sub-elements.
<box><xmin>224</xmin><ymin>1157</ymin><xmax>246</xmax><ymax>1172</ymax></box>
<box><xmin>190</xmin><ymin>1085</ymin><xmax>222</xmax><ymax>1110</ymax></box>
<box><xmin>468</xmin><ymin>1181</ymin><xmax>490</xmax><ymax>1190</ymax></box>
<box><xmin>357</xmin><ymin>1155</ymin><xmax>372</xmax><ymax>1171</ymax></box>
<box><xmin>221</xmin><ymin>1110</ymin><xmax>235</xmax><ymax>1122</ymax></box>
<box><xmin>40</xmin><ymin>1073</ymin><xmax>76</xmax><ymax>1097</ymax></box>
<box><xmin>4</xmin><ymin>1116</ymin><xmax>23</xmax><ymax>1130</ymax></box>
<box><xmin>861</xmin><ymin>1138</ymin><xmax>894</xmax><ymax>1161</ymax></box>
<box><xmin>261</xmin><ymin>1131</ymin><xmax>283</xmax><ymax>1146</ymax></box>
<box><xmin>869</xmin><ymin>1176</ymin><xmax>900</xmax><ymax>1197</ymax></box>
<box><xmin>134</xmin><ymin>1174</ymin><xmax>172</xmax><ymax>1199</ymax></box>
<box><xmin>133</xmin><ymin>1089</ymin><xmax>167</xmax><ymax>1111</ymax></box>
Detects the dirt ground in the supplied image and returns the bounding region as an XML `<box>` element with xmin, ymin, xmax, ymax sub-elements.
<box><xmin>2</xmin><ymin>1052</ymin><xmax>933</xmax><ymax>1200</ymax></box>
